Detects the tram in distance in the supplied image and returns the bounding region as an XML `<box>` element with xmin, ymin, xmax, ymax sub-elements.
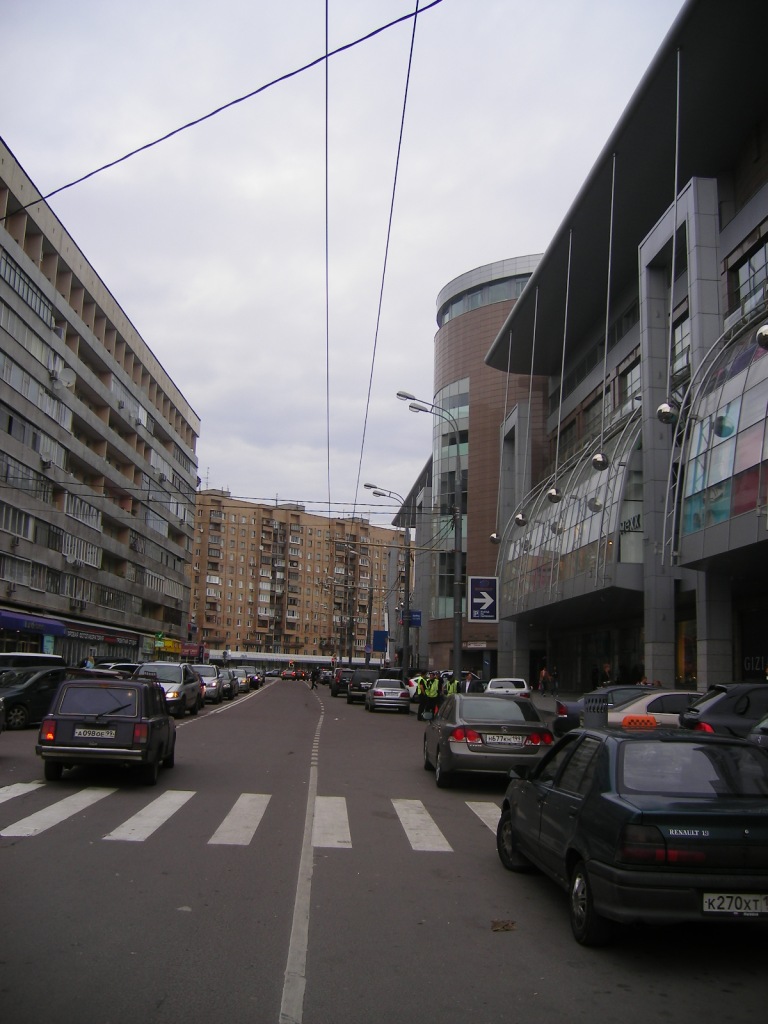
<box><xmin>205</xmin><ymin>649</ymin><xmax>380</xmax><ymax>676</ymax></box>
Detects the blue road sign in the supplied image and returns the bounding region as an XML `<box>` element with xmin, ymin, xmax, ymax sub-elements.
<box><xmin>467</xmin><ymin>576</ymin><xmax>498</xmax><ymax>623</ymax></box>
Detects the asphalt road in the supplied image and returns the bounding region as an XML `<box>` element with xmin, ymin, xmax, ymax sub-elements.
<box><xmin>0</xmin><ymin>681</ymin><xmax>765</xmax><ymax>1024</ymax></box>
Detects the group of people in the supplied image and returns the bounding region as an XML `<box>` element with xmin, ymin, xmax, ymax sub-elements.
<box><xmin>413</xmin><ymin>670</ymin><xmax>483</xmax><ymax>720</ymax></box>
<box><xmin>537</xmin><ymin>664</ymin><xmax>560</xmax><ymax>695</ymax></box>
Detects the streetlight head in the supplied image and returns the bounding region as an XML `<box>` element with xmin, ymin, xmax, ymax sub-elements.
<box><xmin>364</xmin><ymin>482</ymin><xmax>378</xmax><ymax>490</ymax></box>
<box><xmin>547</xmin><ymin>486</ymin><xmax>562</xmax><ymax>504</ymax></box>
<box><xmin>396</xmin><ymin>390</ymin><xmax>416</xmax><ymax>402</ymax></box>
<box><xmin>372</xmin><ymin>490</ymin><xmax>386</xmax><ymax>497</ymax></box>
<box><xmin>490</xmin><ymin>532</ymin><xmax>501</xmax><ymax>544</ymax></box>
<box><xmin>409</xmin><ymin>402</ymin><xmax>430</xmax><ymax>414</ymax></box>
<box><xmin>657</xmin><ymin>401</ymin><xmax>678</xmax><ymax>425</ymax></box>
<box><xmin>591</xmin><ymin>452</ymin><xmax>609</xmax><ymax>472</ymax></box>
<box><xmin>514</xmin><ymin>512</ymin><xmax>528</xmax><ymax>527</ymax></box>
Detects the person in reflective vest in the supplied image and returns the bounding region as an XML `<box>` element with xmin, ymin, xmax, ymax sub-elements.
<box><xmin>426</xmin><ymin>673</ymin><xmax>439</xmax><ymax>716</ymax></box>
<box><xmin>416</xmin><ymin>673</ymin><xmax>430</xmax><ymax>720</ymax></box>
<box><xmin>446</xmin><ymin>675</ymin><xmax>458</xmax><ymax>696</ymax></box>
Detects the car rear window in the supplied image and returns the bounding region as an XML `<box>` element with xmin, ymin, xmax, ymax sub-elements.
<box><xmin>58</xmin><ymin>686</ymin><xmax>139</xmax><ymax>717</ymax></box>
<box><xmin>461</xmin><ymin>697</ymin><xmax>539</xmax><ymax>722</ymax></box>
<box><xmin>619</xmin><ymin>741</ymin><xmax>768</xmax><ymax>797</ymax></box>
<box><xmin>137</xmin><ymin>665</ymin><xmax>179</xmax><ymax>682</ymax></box>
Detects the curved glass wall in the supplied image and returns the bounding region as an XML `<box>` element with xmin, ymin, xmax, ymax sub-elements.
<box><xmin>681</xmin><ymin>323</ymin><xmax>768</xmax><ymax>533</ymax></box>
<box><xmin>500</xmin><ymin>412</ymin><xmax>642</xmax><ymax>615</ymax></box>
<box><xmin>430</xmin><ymin>379</ymin><xmax>468</xmax><ymax>621</ymax></box>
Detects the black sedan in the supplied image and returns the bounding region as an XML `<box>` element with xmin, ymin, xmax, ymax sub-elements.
<box><xmin>423</xmin><ymin>694</ymin><xmax>554</xmax><ymax>787</ymax></box>
<box><xmin>36</xmin><ymin>675</ymin><xmax>176</xmax><ymax>785</ymax></box>
<box><xmin>496</xmin><ymin>727</ymin><xmax>768</xmax><ymax>945</ymax></box>
<box><xmin>678</xmin><ymin>683</ymin><xmax>768</xmax><ymax>737</ymax></box>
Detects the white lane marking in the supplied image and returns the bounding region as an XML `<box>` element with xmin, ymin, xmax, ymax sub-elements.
<box><xmin>312</xmin><ymin>796</ymin><xmax>351</xmax><ymax>848</ymax></box>
<box><xmin>0</xmin><ymin>781</ymin><xmax>45</xmax><ymax>805</ymax></box>
<box><xmin>392</xmin><ymin>798</ymin><xmax>453</xmax><ymax>852</ymax></box>
<box><xmin>208</xmin><ymin>793</ymin><xmax>271</xmax><ymax>845</ymax></box>
<box><xmin>103</xmin><ymin>790</ymin><xmax>195</xmax><ymax>842</ymax></box>
<box><xmin>466</xmin><ymin>801</ymin><xmax>501</xmax><ymax>832</ymax></box>
<box><xmin>1</xmin><ymin>787</ymin><xmax>117</xmax><ymax>837</ymax></box>
<box><xmin>279</xmin><ymin>712</ymin><xmax>324</xmax><ymax>1024</ymax></box>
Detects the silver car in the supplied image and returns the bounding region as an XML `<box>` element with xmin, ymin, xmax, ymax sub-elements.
<box><xmin>423</xmin><ymin>694</ymin><xmax>554</xmax><ymax>787</ymax></box>
<box><xmin>364</xmin><ymin>678</ymin><xmax>411</xmax><ymax>715</ymax></box>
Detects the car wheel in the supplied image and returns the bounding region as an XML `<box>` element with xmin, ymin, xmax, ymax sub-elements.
<box><xmin>569</xmin><ymin>861</ymin><xmax>612</xmax><ymax>947</ymax></box>
<box><xmin>164</xmin><ymin>740</ymin><xmax>175</xmax><ymax>769</ymax></box>
<box><xmin>496</xmin><ymin>808</ymin><xmax>531</xmax><ymax>872</ymax></box>
<box><xmin>6</xmin><ymin>704</ymin><xmax>29</xmax><ymax>729</ymax></box>
<box><xmin>330</xmin><ymin>687</ymin><xmax>337</xmax><ymax>698</ymax></box>
<box><xmin>346</xmin><ymin>695</ymin><xmax>353</xmax><ymax>704</ymax></box>
<box><xmin>423</xmin><ymin>736</ymin><xmax>434</xmax><ymax>771</ymax></box>
<box><xmin>435</xmin><ymin>749</ymin><xmax>452</xmax><ymax>788</ymax></box>
<box><xmin>141</xmin><ymin>758</ymin><xmax>160</xmax><ymax>786</ymax></box>
<box><xmin>44</xmin><ymin>760</ymin><xmax>63</xmax><ymax>782</ymax></box>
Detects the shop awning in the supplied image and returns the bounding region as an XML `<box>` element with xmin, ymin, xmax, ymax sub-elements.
<box><xmin>0</xmin><ymin>610</ymin><xmax>66</xmax><ymax>636</ymax></box>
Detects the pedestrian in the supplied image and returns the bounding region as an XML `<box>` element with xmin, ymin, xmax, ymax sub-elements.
<box><xmin>310</xmin><ymin>667</ymin><xmax>319</xmax><ymax>690</ymax></box>
<box><xmin>538</xmin><ymin>665</ymin><xmax>551</xmax><ymax>694</ymax></box>
<box><xmin>426</xmin><ymin>673</ymin><xmax>440</xmax><ymax>716</ymax></box>
<box><xmin>416</xmin><ymin>672</ymin><xmax>429</xmax><ymax>720</ymax></box>
<box><xmin>550</xmin><ymin>665</ymin><xmax>559</xmax><ymax>696</ymax></box>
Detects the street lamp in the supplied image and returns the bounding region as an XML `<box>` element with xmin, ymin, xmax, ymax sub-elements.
<box><xmin>365</xmin><ymin>482</ymin><xmax>411</xmax><ymax>681</ymax></box>
<box><xmin>397</xmin><ymin>390</ymin><xmax>463</xmax><ymax>685</ymax></box>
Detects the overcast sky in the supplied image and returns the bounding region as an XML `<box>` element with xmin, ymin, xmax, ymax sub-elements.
<box><xmin>2</xmin><ymin>0</ymin><xmax>684</xmax><ymax>528</ymax></box>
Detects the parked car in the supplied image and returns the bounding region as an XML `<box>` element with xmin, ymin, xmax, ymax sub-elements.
<box><xmin>330</xmin><ymin>668</ymin><xmax>354</xmax><ymax>698</ymax></box>
<box><xmin>423</xmin><ymin>694</ymin><xmax>554</xmax><ymax>787</ymax></box>
<box><xmin>364</xmin><ymin>678</ymin><xmax>411</xmax><ymax>714</ymax></box>
<box><xmin>485</xmin><ymin>677</ymin><xmax>531</xmax><ymax>697</ymax></box>
<box><xmin>219</xmin><ymin>669</ymin><xmax>238</xmax><ymax>701</ymax></box>
<box><xmin>229</xmin><ymin>668</ymin><xmax>251</xmax><ymax>694</ymax></box>
<box><xmin>36</xmin><ymin>674</ymin><xmax>176</xmax><ymax>785</ymax></box>
<box><xmin>553</xmin><ymin>684</ymin><xmax>647</xmax><ymax>735</ymax></box>
<box><xmin>747</xmin><ymin>712</ymin><xmax>768</xmax><ymax>748</ymax></box>
<box><xmin>0</xmin><ymin>652</ymin><xmax>66</xmax><ymax>673</ymax></box>
<box><xmin>678</xmin><ymin>683</ymin><xmax>768</xmax><ymax>737</ymax></box>
<box><xmin>496</xmin><ymin>727</ymin><xmax>768</xmax><ymax>945</ymax></box>
<box><xmin>347</xmin><ymin>668</ymin><xmax>379</xmax><ymax>705</ymax></box>
<box><xmin>0</xmin><ymin>666</ymin><xmax>69</xmax><ymax>729</ymax></box>
<box><xmin>193</xmin><ymin>664</ymin><xmax>224</xmax><ymax>704</ymax></box>
<box><xmin>132</xmin><ymin>662</ymin><xmax>201</xmax><ymax>718</ymax></box>
<box><xmin>605</xmin><ymin>689</ymin><xmax>700</xmax><ymax>728</ymax></box>
<box><xmin>248</xmin><ymin>671</ymin><xmax>264</xmax><ymax>690</ymax></box>
<box><xmin>96</xmin><ymin>662</ymin><xmax>141</xmax><ymax>675</ymax></box>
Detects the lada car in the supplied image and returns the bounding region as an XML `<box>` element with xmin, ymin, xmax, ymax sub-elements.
<box><xmin>36</xmin><ymin>675</ymin><xmax>176</xmax><ymax>785</ymax></box>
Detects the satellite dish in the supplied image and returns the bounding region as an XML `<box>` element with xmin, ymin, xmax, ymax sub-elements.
<box><xmin>64</xmin><ymin>554</ymin><xmax>77</xmax><ymax>565</ymax></box>
<box><xmin>58</xmin><ymin>367</ymin><xmax>76</xmax><ymax>388</ymax></box>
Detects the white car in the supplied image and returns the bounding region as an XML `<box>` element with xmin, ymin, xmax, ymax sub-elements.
<box><xmin>485</xmin><ymin>677</ymin><xmax>531</xmax><ymax>697</ymax></box>
<box><xmin>606</xmin><ymin>689</ymin><xmax>700</xmax><ymax>728</ymax></box>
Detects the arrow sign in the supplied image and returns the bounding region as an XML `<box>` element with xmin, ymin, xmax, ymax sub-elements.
<box><xmin>467</xmin><ymin>576</ymin><xmax>499</xmax><ymax>623</ymax></box>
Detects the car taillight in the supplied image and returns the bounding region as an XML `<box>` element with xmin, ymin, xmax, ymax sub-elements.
<box><xmin>41</xmin><ymin>718</ymin><xmax>56</xmax><ymax>742</ymax></box>
<box><xmin>555</xmin><ymin>700</ymin><xmax>567</xmax><ymax>716</ymax></box>
<box><xmin>693</xmin><ymin>721</ymin><xmax>715</xmax><ymax>733</ymax></box>
<box><xmin>450</xmin><ymin>727</ymin><xmax>481</xmax><ymax>743</ymax></box>
<box><xmin>372</xmin><ymin>689</ymin><xmax>385</xmax><ymax>697</ymax></box>
<box><xmin>133</xmin><ymin>723</ymin><xmax>149</xmax><ymax>745</ymax></box>
<box><xmin>618</xmin><ymin>824</ymin><xmax>707</xmax><ymax>866</ymax></box>
<box><xmin>524</xmin><ymin>731</ymin><xmax>554</xmax><ymax>746</ymax></box>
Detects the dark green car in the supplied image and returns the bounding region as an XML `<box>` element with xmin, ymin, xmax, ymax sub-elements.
<box><xmin>497</xmin><ymin>727</ymin><xmax>768</xmax><ymax>945</ymax></box>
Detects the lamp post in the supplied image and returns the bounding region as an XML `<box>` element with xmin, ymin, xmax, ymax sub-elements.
<box><xmin>364</xmin><ymin>482</ymin><xmax>411</xmax><ymax>681</ymax></box>
<box><xmin>397</xmin><ymin>390</ymin><xmax>463</xmax><ymax>686</ymax></box>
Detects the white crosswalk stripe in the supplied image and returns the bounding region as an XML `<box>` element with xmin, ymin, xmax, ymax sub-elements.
<box><xmin>466</xmin><ymin>801</ymin><xmax>501</xmax><ymax>832</ymax></box>
<box><xmin>392</xmin><ymin>798</ymin><xmax>452</xmax><ymax>852</ymax></box>
<box><xmin>0</xmin><ymin>782</ymin><xmax>44</xmax><ymax>806</ymax></box>
<box><xmin>103</xmin><ymin>790</ymin><xmax>195</xmax><ymax>842</ymax></box>
<box><xmin>0</xmin><ymin>787</ymin><xmax>116</xmax><ymax>837</ymax></box>
<box><xmin>0</xmin><ymin>783</ymin><xmax>499</xmax><ymax>850</ymax></box>
<box><xmin>209</xmin><ymin>793</ymin><xmax>271</xmax><ymax>846</ymax></box>
<box><xmin>312</xmin><ymin>795</ymin><xmax>351</xmax><ymax>848</ymax></box>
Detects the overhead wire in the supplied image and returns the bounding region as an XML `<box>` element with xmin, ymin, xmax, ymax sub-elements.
<box><xmin>2</xmin><ymin>0</ymin><xmax>445</xmax><ymax>217</ymax></box>
<box><xmin>349</xmin><ymin>1</ymin><xmax>423</xmax><ymax>515</ymax></box>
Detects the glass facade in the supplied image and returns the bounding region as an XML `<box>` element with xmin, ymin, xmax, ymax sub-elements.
<box><xmin>681</xmin><ymin>328</ymin><xmax>768</xmax><ymax>534</ymax></box>
<box><xmin>430</xmin><ymin>380</ymin><xmax>468</xmax><ymax>622</ymax></box>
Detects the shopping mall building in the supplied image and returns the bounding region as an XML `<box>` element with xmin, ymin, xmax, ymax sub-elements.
<box><xmin>486</xmin><ymin>0</ymin><xmax>768</xmax><ymax>690</ymax></box>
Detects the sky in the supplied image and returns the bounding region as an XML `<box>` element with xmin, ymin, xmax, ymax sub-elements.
<box><xmin>2</xmin><ymin>0</ymin><xmax>685</xmax><ymax>529</ymax></box>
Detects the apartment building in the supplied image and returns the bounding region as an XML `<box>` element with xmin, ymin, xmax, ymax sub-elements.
<box><xmin>192</xmin><ymin>490</ymin><xmax>402</xmax><ymax>662</ymax></box>
<box><xmin>0</xmin><ymin>138</ymin><xmax>199</xmax><ymax>665</ymax></box>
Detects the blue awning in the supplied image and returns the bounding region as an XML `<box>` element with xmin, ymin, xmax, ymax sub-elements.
<box><xmin>0</xmin><ymin>610</ymin><xmax>66</xmax><ymax>636</ymax></box>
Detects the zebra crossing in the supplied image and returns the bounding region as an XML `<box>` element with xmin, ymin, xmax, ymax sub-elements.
<box><xmin>0</xmin><ymin>782</ymin><xmax>501</xmax><ymax>850</ymax></box>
